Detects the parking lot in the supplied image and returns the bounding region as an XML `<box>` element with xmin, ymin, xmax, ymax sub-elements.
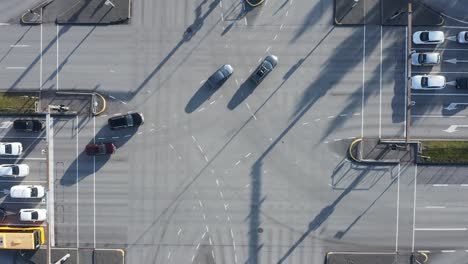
<box><xmin>411</xmin><ymin>26</ymin><xmax>468</xmax><ymax>139</ymax></box>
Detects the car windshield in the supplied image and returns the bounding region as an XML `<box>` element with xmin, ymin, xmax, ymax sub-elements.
<box><xmin>31</xmin><ymin>188</ymin><xmax>38</xmax><ymax>197</ymax></box>
<box><xmin>25</xmin><ymin>121</ymin><xmax>33</xmax><ymax>129</ymax></box>
<box><xmin>421</xmin><ymin>77</ymin><xmax>429</xmax><ymax>87</ymax></box>
<box><xmin>465</xmin><ymin>32</ymin><xmax>468</xmax><ymax>41</ymax></box>
<box><xmin>126</xmin><ymin>115</ymin><xmax>134</xmax><ymax>127</ymax></box>
<box><xmin>4</xmin><ymin>144</ymin><xmax>11</xmax><ymax>154</ymax></box>
<box><xmin>11</xmin><ymin>166</ymin><xmax>19</xmax><ymax>175</ymax></box>
<box><xmin>31</xmin><ymin>212</ymin><xmax>38</xmax><ymax>220</ymax></box>
<box><xmin>418</xmin><ymin>54</ymin><xmax>426</xmax><ymax>63</ymax></box>
<box><xmin>420</xmin><ymin>32</ymin><xmax>429</xmax><ymax>41</ymax></box>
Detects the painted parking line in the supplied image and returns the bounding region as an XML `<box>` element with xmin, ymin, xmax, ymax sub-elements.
<box><xmin>415</xmin><ymin>228</ymin><xmax>467</xmax><ymax>231</ymax></box>
<box><xmin>411</xmin><ymin>115</ymin><xmax>466</xmax><ymax>118</ymax></box>
<box><xmin>412</xmin><ymin>93</ymin><xmax>468</xmax><ymax>96</ymax></box>
<box><xmin>412</xmin><ymin>71</ymin><xmax>468</xmax><ymax>74</ymax></box>
<box><xmin>5</xmin><ymin>67</ymin><xmax>26</xmax><ymax>70</ymax></box>
<box><xmin>10</xmin><ymin>45</ymin><xmax>30</xmax><ymax>48</ymax></box>
<box><xmin>0</xmin><ymin>157</ymin><xmax>46</xmax><ymax>160</ymax></box>
<box><xmin>0</xmin><ymin>136</ymin><xmax>46</xmax><ymax>139</ymax></box>
<box><xmin>0</xmin><ymin>180</ymin><xmax>46</xmax><ymax>183</ymax></box>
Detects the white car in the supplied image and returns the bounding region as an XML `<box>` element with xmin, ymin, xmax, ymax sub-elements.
<box><xmin>411</xmin><ymin>52</ymin><xmax>440</xmax><ymax>66</ymax></box>
<box><xmin>0</xmin><ymin>164</ymin><xmax>29</xmax><ymax>177</ymax></box>
<box><xmin>457</xmin><ymin>31</ymin><xmax>468</xmax><ymax>43</ymax></box>
<box><xmin>10</xmin><ymin>185</ymin><xmax>45</xmax><ymax>199</ymax></box>
<box><xmin>411</xmin><ymin>75</ymin><xmax>446</xmax><ymax>90</ymax></box>
<box><xmin>0</xmin><ymin>142</ymin><xmax>22</xmax><ymax>156</ymax></box>
<box><xmin>19</xmin><ymin>209</ymin><xmax>47</xmax><ymax>222</ymax></box>
<box><xmin>413</xmin><ymin>31</ymin><xmax>444</xmax><ymax>44</ymax></box>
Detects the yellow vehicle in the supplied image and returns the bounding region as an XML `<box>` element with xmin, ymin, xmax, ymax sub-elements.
<box><xmin>0</xmin><ymin>226</ymin><xmax>45</xmax><ymax>250</ymax></box>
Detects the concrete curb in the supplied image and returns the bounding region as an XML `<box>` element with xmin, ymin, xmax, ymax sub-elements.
<box><xmin>93</xmin><ymin>92</ymin><xmax>107</xmax><ymax>116</ymax></box>
<box><xmin>348</xmin><ymin>138</ymin><xmax>401</xmax><ymax>165</ymax></box>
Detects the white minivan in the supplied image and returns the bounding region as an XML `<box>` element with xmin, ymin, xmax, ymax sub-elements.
<box><xmin>10</xmin><ymin>185</ymin><xmax>45</xmax><ymax>198</ymax></box>
<box><xmin>0</xmin><ymin>164</ymin><xmax>29</xmax><ymax>177</ymax></box>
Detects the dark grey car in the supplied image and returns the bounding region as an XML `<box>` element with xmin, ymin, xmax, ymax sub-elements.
<box><xmin>207</xmin><ymin>64</ymin><xmax>234</xmax><ymax>88</ymax></box>
<box><xmin>250</xmin><ymin>55</ymin><xmax>278</xmax><ymax>84</ymax></box>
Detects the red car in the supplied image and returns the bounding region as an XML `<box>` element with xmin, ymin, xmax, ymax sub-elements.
<box><xmin>85</xmin><ymin>143</ymin><xmax>116</xmax><ymax>156</ymax></box>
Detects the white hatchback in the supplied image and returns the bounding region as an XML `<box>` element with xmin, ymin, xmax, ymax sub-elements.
<box><xmin>413</xmin><ymin>31</ymin><xmax>444</xmax><ymax>44</ymax></box>
<box><xmin>10</xmin><ymin>185</ymin><xmax>45</xmax><ymax>199</ymax></box>
<box><xmin>411</xmin><ymin>75</ymin><xmax>446</xmax><ymax>90</ymax></box>
<box><xmin>19</xmin><ymin>209</ymin><xmax>47</xmax><ymax>222</ymax></box>
<box><xmin>0</xmin><ymin>142</ymin><xmax>22</xmax><ymax>156</ymax></box>
<box><xmin>0</xmin><ymin>164</ymin><xmax>29</xmax><ymax>177</ymax></box>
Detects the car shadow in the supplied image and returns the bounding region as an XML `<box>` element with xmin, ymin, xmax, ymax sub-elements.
<box><xmin>60</xmin><ymin>125</ymin><xmax>137</xmax><ymax>186</ymax></box>
<box><xmin>185</xmin><ymin>82</ymin><xmax>219</xmax><ymax>113</ymax></box>
<box><xmin>227</xmin><ymin>80</ymin><xmax>256</xmax><ymax>110</ymax></box>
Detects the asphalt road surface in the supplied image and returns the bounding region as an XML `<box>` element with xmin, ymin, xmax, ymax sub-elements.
<box><xmin>1</xmin><ymin>0</ymin><xmax>468</xmax><ymax>263</ymax></box>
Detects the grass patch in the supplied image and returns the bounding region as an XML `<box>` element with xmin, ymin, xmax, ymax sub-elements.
<box><xmin>0</xmin><ymin>93</ymin><xmax>37</xmax><ymax>113</ymax></box>
<box><xmin>421</xmin><ymin>141</ymin><xmax>468</xmax><ymax>163</ymax></box>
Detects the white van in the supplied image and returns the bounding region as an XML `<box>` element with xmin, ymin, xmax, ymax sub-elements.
<box><xmin>0</xmin><ymin>164</ymin><xmax>29</xmax><ymax>177</ymax></box>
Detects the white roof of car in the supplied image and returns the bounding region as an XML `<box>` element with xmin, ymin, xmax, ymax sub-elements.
<box><xmin>10</xmin><ymin>185</ymin><xmax>45</xmax><ymax>198</ymax></box>
<box><xmin>0</xmin><ymin>142</ymin><xmax>22</xmax><ymax>155</ymax></box>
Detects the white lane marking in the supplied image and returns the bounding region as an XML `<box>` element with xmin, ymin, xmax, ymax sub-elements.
<box><xmin>258</xmin><ymin>57</ymin><xmax>263</xmax><ymax>63</ymax></box>
<box><xmin>169</xmin><ymin>144</ymin><xmax>174</xmax><ymax>149</ymax></box>
<box><xmin>461</xmin><ymin>184</ymin><xmax>468</xmax><ymax>187</ymax></box>
<box><xmin>210</xmin><ymin>101</ymin><xmax>215</xmax><ymax>105</ymax></box>
<box><xmin>221</xmin><ymin>13</ymin><xmax>224</xmax><ymax>21</ymax></box>
<box><xmin>244</xmin><ymin>17</ymin><xmax>247</xmax><ymax>25</ymax></box>
<box><xmin>109</xmin><ymin>95</ymin><xmax>116</xmax><ymax>99</ymax></box>
<box><xmin>315</xmin><ymin>118</ymin><xmax>320</xmax><ymax>121</ymax></box>
<box><xmin>199</xmin><ymin>200</ymin><xmax>203</xmax><ymax>207</ymax></box>
<box><xmin>111</xmin><ymin>136</ymin><xmax>119</xmax><ymax>139</ymax></box>
<box><xmin>124</xmin><ymin>135</ymin><xmax>131</xmax><ymax>138</ymax></box>
<box><xmin>441</xmin><ymin>250</ymin><xmax>456</xmax><ymax>253</ymax></box>
<box><xmin>56</xmin><ymin>24</ymin><xmax>59</xmax><ymax>91</ymax></box>
<box><xmin>113</xmin><ymin>112</ymin><xmax>121</xmax><ymax>115</ymax></box>
<box><xmin>413</xmin><ymin>93</ymin><xmax>468</xmax><ymax>96</ymax></box>
<box><xmin>177</xmin><ymin>228</ymin><xmax>182</xmax><ymax>236</ymax></box>
<box><xmin>167</xmin><ymin>251</ymin><xmax>171</xmax><ymax>259</ymax></box>
<box><xmin>200</xmin><ymin>79</ymin><xmax>205</xmax><ymax>84</ymax></box>
<box><xmin>361</xmin><ymin>24</ymin><xmax>366</xmax><ymax>158</ymax></box>
<box><xmin>379</xmin><ymin>25</ymin><xmax>382</xmax><ymax>139</ymax></box>
<box><xmin>206</xmin><ymin>225</ymin><xmax>209</xmax><ymax>232</ymax></box>
<box><xmin>198</xmin><ymin>107</ymin><xmax>205</xmax><ymax>112</ymax></box>
<box><xmin>404</xmin><ymin>26</ymin><xmax>407</xmax><ymax>139</ymax></box>
<box><xmin>432</xmin><ymin>184</ymin><xmax>448</xmax><ymax>187</ymax></box>
<box><xmin>424</xmin><ymin>206</ymin><xmax>446</xmax><ymax>209</ymax></box>
<box><xmin>339</xmin><ymin>114</ymin><xmax>347</xmax><ymax>117</ymax></box>
<box><xmin>219</xmin><ymin>191</ymin><xmax>224</xmax><ymax>198</ymax></box>
<box><xmin>0</xmin><ymin>23</ymin><xmax>10</xmax><ymax>25</ymax></box>
<box><xmin>333</xmin><ymin>139</ymin><xmax>342</xmax><ymax>142</ymax></box>
<box><xmin>280</xmin><ymin>24</ymin><xmax>284</xmax><ymax>30</ymax></box>
<box><xmin>347</xmin><ymin>136</ymin><xmax>356</xmax><ymax>139</ymax></box>
<box><xmin>10</xmin><ymin>45</ymin><xmax>29</xmax><ymax>48</ymax></box>
<box><xmin>93</xmin><ymin>116</ymin><xmax>96</xmax><ymax>248</ymax></box>
<box><xmin>137</xmin><ymin>132</ymin><xmax>142</xmax><ymax>135</ymax></box>
<box><xmin>216</xmin><ymin>179</ymin><xmax>220</xmax><ymax>186</ymax></box>
<box><xmin>414</xmin><ymin>48</ymin><xmax>468</xmax><ymax>51</ymax></box>
<box><xmin>302</xmin><ymin>122</ymin><xmax>308</xmax><ymax>126</ymax></box>
<box><xmin>327</xmin><ymin>116</ymin><xmax>334</xmax><ymax>119</ymax></box>
<box><xmin>192</xmin><ymin>136</ymin><xmax>197</xmax><ymax>142</ymax></box>
<box><xmin>244</xmin><ymin>152</ymin><xmax>251</xmax><ymax>158</ymax></box>
<box><xmin>285</xmin><ymin>11</ymin><xmax>289</xmax><ymax>16</ymax></box>
<box><xmin>0</xmin><ymin>180</ymin><xmax>46</xmax><ymax>183</ymax></box>
<box><xmin>273</xmin><ymin>34</ymin><xmax>278</xmax><ymax>40</ymax></box>
<box><xmin>395</xmin><ymin>163</ymin><xmax>400</xmax><ymax>251</ymax></box>
<box><xmin>197</xmin><ymin>145</ymin><xmax>203</xmax><ymax>153</ymax></box>
<box><xmin>265</xmin><ymin>46</ymin><xmax>271</xmax><ymax>52</ymax></box>
<box><xmin>6</xmin><ymin>67</ymin><xmax>26</xmax><ymax>69</ymax></box>
<box><xmin>415</xmin><ymin>228</ymin><xmax>468</xmax><ymax>231</ymax></box>
<box><xmin>235</xmin><ymin>160</ymin><xmax>241</xmax><ymax>166</ymax></box>
<box><xmin>76</xmin><ymin>116</ymin><xmax>79</xmax><ymax>249</ymax></box>
<box><xmin>204</xmin><ymin>155</ymin><xmax>209</xmax><ymax>162</ymax></box>
<box><xmin>411</xmin><ymin>164</ymin><xmax>417</xmax><ymax>252</ymax></box>
<box><xmin>40</xmin><ymin>10</ymin><xmax>42</xmax><ymax>90</ymax></box>
<box><xmin>353</xmin><ymin>113</ymin><xmax>361</xmax><ymax>116</ymax></box>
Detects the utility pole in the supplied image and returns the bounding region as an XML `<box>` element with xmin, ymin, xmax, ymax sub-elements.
<box><xmin>406</xmin><ymin>0</ymin><xmax>412</xmax><ymax>145</ymax></box>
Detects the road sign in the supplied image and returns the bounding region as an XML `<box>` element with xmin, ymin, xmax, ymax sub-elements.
<box><xmin>443</xmin><ymin>125</ymin><xmax>468</xmax><ymax>133</ymax></box>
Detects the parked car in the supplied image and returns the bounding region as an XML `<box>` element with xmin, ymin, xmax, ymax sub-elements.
<box><xmin>250</xmin><ymin>55</ymin><xmax>278</xmax><ymax>84</ymax></box>
<box><xmin>411</xmin><ymin>75</ymin><xmax>446</xmax><ymax>90</ymax></box>
<box><xmin>207</xmin><ymin>64</ymin><xmax>233</xmax><ymax>88</ymax></box>
<box><xmin>85</xmin><ymin>142</ymin><xmax>116</xmax><ymax>156</ymax></box>
<box><xmin>411</xmin><ymin>52</ymin><xmax>440</xmax><ymax>66</ymax></box>
<box><xmin>0</xmin><ymin>164</ymin><xmax>29</xmax><ymax>177</ymax></box>
<box><xmin>13</xmin><ymin>119</ymin><xmax>44</xmax><ymax>132</ymax></box>
<box><xmin>10</xmin><ymin>185</ymin><xmax>45</xmax><ymax>199</ymax></box>
<box><xmin>457</xmin><ymin>31</ymin><xmax>468</xmax><ymax>44</ymax></box>
<box><xmin>108</xmin><ymin>113</ymin><xmax>144</xmax><ymax>130</ymax></box>
<box><xmin>456</xmin><ymin>77</ymin><xmax>468</xmax><ymax>89</ymax></box>
<box><xmin>413</xmin><ymin>31</ymin><xmax>444</xmax><ymax>44</ymax></box>
<box><xmin>245</xmin><ymin>0</ymin><xmax>265</xmax><ymax>7</ymax></box>
<box><xmin>0</xmin><ymin>142</ymin><xmax>22</xmax><ymax>156</ymax></box>
<box><xmin>19</xmin><ymin>209</ymin><xmax>47</xmax><ymax>222</ymax></box>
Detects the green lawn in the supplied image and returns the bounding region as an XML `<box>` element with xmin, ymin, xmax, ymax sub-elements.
<box><xmin>421</xmin><ymin>141</ymin><xmax>468</xmax><ymax>163</ymax></box>
<box><xmin>0</xmin><ymin>93</ymin><xmax>37</xmax><ymax>113</ymax></box>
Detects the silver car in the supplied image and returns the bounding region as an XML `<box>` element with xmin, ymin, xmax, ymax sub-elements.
<box><xmin>207</xmin><ymin>64</ymin><xmax>233</xmax><ymax>88</ymax></box>
<box><xmin>413</xmin><ymin>31</ymin><xmax>444</xmax><ymax>44</ymax></box>
<box><xmin>411</xmin><ymin>52</ymin><xmax>440</xmax><ymax>66</ymax></box>
<box><xmin>458</xmin><ymin>31</ymin><xmax>468</xmax><ymax>43</ymax></box>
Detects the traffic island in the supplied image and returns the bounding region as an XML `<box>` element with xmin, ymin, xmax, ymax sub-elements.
<box><xmin>418</xmin><ymin>140</ymin><xmax>468</xmax><ymax>164</ymax></box>
<box><xmin>348</xmin><ymin>138</ymin><xmax>413</xmax><ymax>164</ymax></box>
<box><xmin>0</xmin><ymin>92</ymin><xmax>39</xmax><ymax>114</ymax></box>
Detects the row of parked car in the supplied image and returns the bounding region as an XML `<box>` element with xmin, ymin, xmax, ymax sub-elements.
<box><xmin>411</xmin><ymin>30</ymin><xmax>468</xmax><ymax>90</ymax></box>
